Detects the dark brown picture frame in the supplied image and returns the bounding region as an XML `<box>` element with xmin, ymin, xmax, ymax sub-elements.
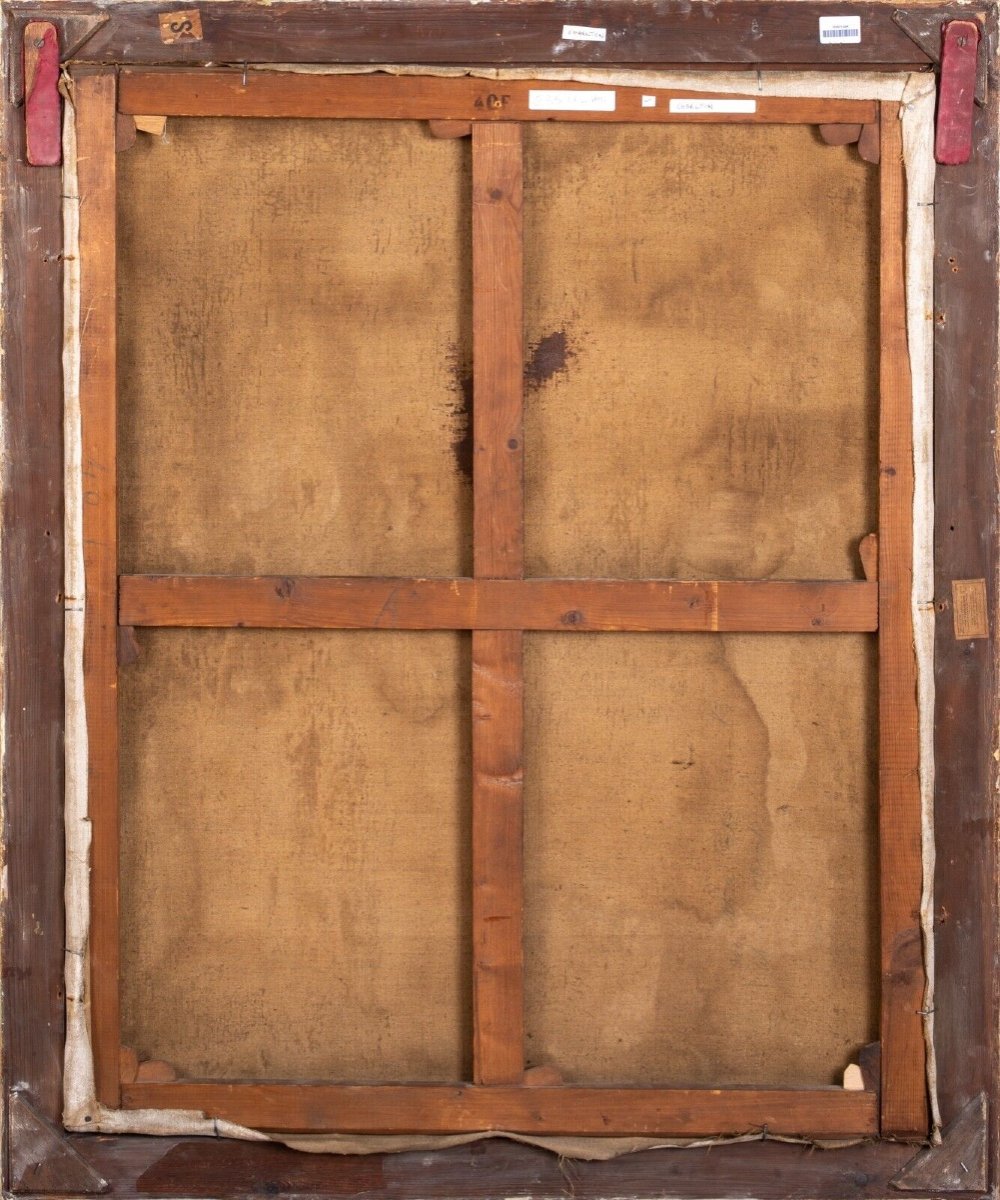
<box><xmin>3</xmin><ymin>3</ymin><xmax>997</xmax><ymax>1196</ymax></box>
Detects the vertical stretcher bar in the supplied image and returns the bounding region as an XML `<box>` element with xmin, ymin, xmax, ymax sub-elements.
<box><xmin>470</xmin><ymin>122</ymin><xmax>526</xmax><ymax>1086</ymax></box>
<box><xmin>878</xmin><ymin>100</ymin><xmax>929</xmax><ymax>1137</ymax></box>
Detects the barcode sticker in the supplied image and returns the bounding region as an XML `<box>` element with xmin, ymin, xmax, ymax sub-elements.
<box><xmin>529</xmin><ymin>89</ymin><xmax>616</xmax><ymax>111</ymax></box>
<box><xmin>669</xmin><ymin>98</ymin><xmax>758</xmax><ymax>114</ymax></box>
<box><xmin>561</xmin><ymin>24</ymin><xmax>607</xmax><ymax>42</ymax></box>
<box><xmin>819</xmin><ymin>16</ymin><xmax>861</xmax><ymax>43</ymax></box>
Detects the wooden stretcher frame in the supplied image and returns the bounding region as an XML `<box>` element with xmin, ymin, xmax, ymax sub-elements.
<box><xmin>2</xmin><ymin>2</ymin><xmax>997</xmax><ymax>1197</ymax></box>
<box><xmin>78</xmin><ymin>67</ymin><xmax>899</xmax><ymax>1140</ymax></box>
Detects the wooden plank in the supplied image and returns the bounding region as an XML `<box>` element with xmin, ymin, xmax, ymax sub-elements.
<box><xmin>75</xmin><ymin>69</ymin><xmax>121</xmax><ymax>1110</ymax></box>
<box><xmin>117</xmin><ymin>1135</ymin><xmax>915</xmax><ymax>1200</ymax></box>
<box><xmin>7</xmin><ymin>1094</ymin><xmax>108</xmax><ymax>1195</ymax></box>
<box><xmin>118</xmin><ymin>576</ymin><xmax>879</xmax><ymax>633</ymax></box>
<box><xmin>471</xmin><ymin>122</ymin><xmax>525</xmax><ymax>1086</ymax></box>
<box><xmin>69</xmin><ymin>1132</ymin><xmax>918</xmax><ymax>1200</ymax></box>
<box><xmin>64</xmin><ymin>3</ymin><xmax>933</xmax><ymax>67</ymax></box>
<box><xmin>116</xmin><ymin>70</ymin><xmax>878</xmax><ymax>125</ymax></box>
<box><xmin>892</xmin><ymin>1092</ymin><xmax>988</xmax><ymax>1192</ymax></box>
<box><xmin>473</xmin><ymin>122</ymin><xmax>524</xmax><ymax>581</ymax></box>
<box><xmin>932</xmin><ymin>29</ymin><xmax>1000</xmax><ymax>1136</ymax></box>
<box><xmin>471</xmin><ymin>628</ymin><xmax>525</xmax><ymax>1085</ymax></box>
<box><xmin>877</xmin><ymin>100</ymin><xmax>928</xmax><ymax>1138</ymax></box>
<box><xmin>0</xmin><ymin>26</ymin><xmax>66</xmax><ymax>1127</ymax></box>
<box><xmin>120</xmin><ymin>1081</ymin><xmax>878</xmax><ymax>1137</ymax></box>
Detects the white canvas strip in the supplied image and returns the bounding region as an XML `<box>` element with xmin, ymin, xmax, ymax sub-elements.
<box><xmin>900</xmin><ymin>75</ymin><xmax>942</xmax><ymax>1144</ymax></box>
<box><xmin>60</xmin><ymin>73</ymin><xmax>97</xmax><ymax>1132</ymax></box>
<box><xmin>253</xmin><ymin>62</ymin><xmax>915</xmax><ymax>100</ymax></box>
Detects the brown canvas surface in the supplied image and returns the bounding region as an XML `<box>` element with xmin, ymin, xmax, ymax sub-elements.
<box><xmin>117</xmin><ymin>117</ymin><xmax>877</xmax><ymax>1086</ymax></box>
<box><xmin>523</xmin><ymin>633</ymin><xmax>877</xmax><ymax>1086</ymax></box>
<box><xmin>120</xmin><ymin>629</ymin><xmax>472</xmax><ymax>1080</ymax></box>
<box><xmin>118</xmin><ymin>119</ymin><xmax>473</xmax><ymax>578</ymax></box>
<box><xmin>523</xmin><ymin>123</ymin><xmax>878</xmax><ymax>580</ymax></box>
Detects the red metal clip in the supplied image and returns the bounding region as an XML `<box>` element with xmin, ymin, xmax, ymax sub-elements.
<box><xmin>935</xmin><ymin>20</ymin><xmax>980</xmax><ymax>166</ymax></box>
<box><xmin>23</xmin><ymin>21</ymin><xmax>61</xmax><ymax>167</ymax></box>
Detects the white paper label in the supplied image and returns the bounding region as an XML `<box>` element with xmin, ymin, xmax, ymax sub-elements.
<box><xmin>561</xmin><ymin>23</ymin><xmax>607</xmax><ymax>41</ymax></box>
<box><xmin>641</xmin><ymin>95</ymin><xmax>657</xmax><ymax>108</ymax></box>
<box><xmin>818</xmin><ymin>16</ymin><xmax>861</xmax><ymax>43</ymax></box>
<box><xmin>668</xmin><ymin>98</ymin><xmax>758</xmax><ymax>114</ymax></box>
<box><xmin>528</xmin><ymin>89</ymin><xmax>616</xmax><ymax>112</ymax></box>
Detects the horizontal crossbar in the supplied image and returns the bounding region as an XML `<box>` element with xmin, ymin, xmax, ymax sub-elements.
<box><xmin>121</xmin><ymin>1080</ymin><xmax>878</xmax><ymax>1137</ymax></box>
<box><xmin>117</xmin><ymin>71</ymin><xmax>879</xmax><ymax>125</ymax></box>
<box><xmin>119</xmin><ymin>575</ymin><xmax>877</xmax><ymax>632</ymax></box>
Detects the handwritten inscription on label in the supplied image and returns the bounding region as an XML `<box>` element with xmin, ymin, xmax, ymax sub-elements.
<box><xmin>561</xmin><ymin>24</ymin><xmax>607</xmax><ymax>42</ymax></box>
<box><xmin>528</xmin><ymin>89</ymin><xmax>616</xmax><ymax>112</ymax></box>
<box><xmin>952</xmin><ymin>578</ymin><xmax>989</xmax><ymax>640</ymax></box>
<box><xmin>668</xmin><ymin>98</ymin><xmax>758</xmax><ymax>115</ymax></box>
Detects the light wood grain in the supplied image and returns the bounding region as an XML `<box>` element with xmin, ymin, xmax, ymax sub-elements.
<box><xmin>472</xmin><ymin>628</ymin><xmax>525</xmax><ymax>1084</ymax></box>
<box><xmin>473</xmin><ymin>122</ymin><xmax>524</xmax><ymax>581</ymax></box>
<box><xmin>119</xmin><ymin>575</ymin><xmax>879</xmax><ymax>632</ymax></box>
<box><xmin>117</xmin><ymin>70</ymin><xmax>879</xmax><ymax>125</ymax></box>
<box><xmin>471</xmin><ymin>122</ymin><xmax>526</xmax><ymax>1085</ymax></box>
<box><xmin>877</xmin><ymin>100</ymin><xmax>928</xmax><ymax>1138</ymax></box>
<box><xmin>121</xmin><ymin>1080</ymin><xmax>878</xmax><ymax>1137</ymax></box>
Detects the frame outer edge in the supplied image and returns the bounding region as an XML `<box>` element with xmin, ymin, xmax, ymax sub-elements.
<box><xmin>0</xmin><ymin>1</ymin><xmax>997</xmax><ymax>1196</ymax></box>
<box><xmin>0</xmin><ymin>0</ymin><xmax>67</xmax><ymax>1147</ymax></box>
<box><xmin>932</xmin><ymin>2</ymin><xmax>1000</xmax><ymax>1194</ymax></box>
